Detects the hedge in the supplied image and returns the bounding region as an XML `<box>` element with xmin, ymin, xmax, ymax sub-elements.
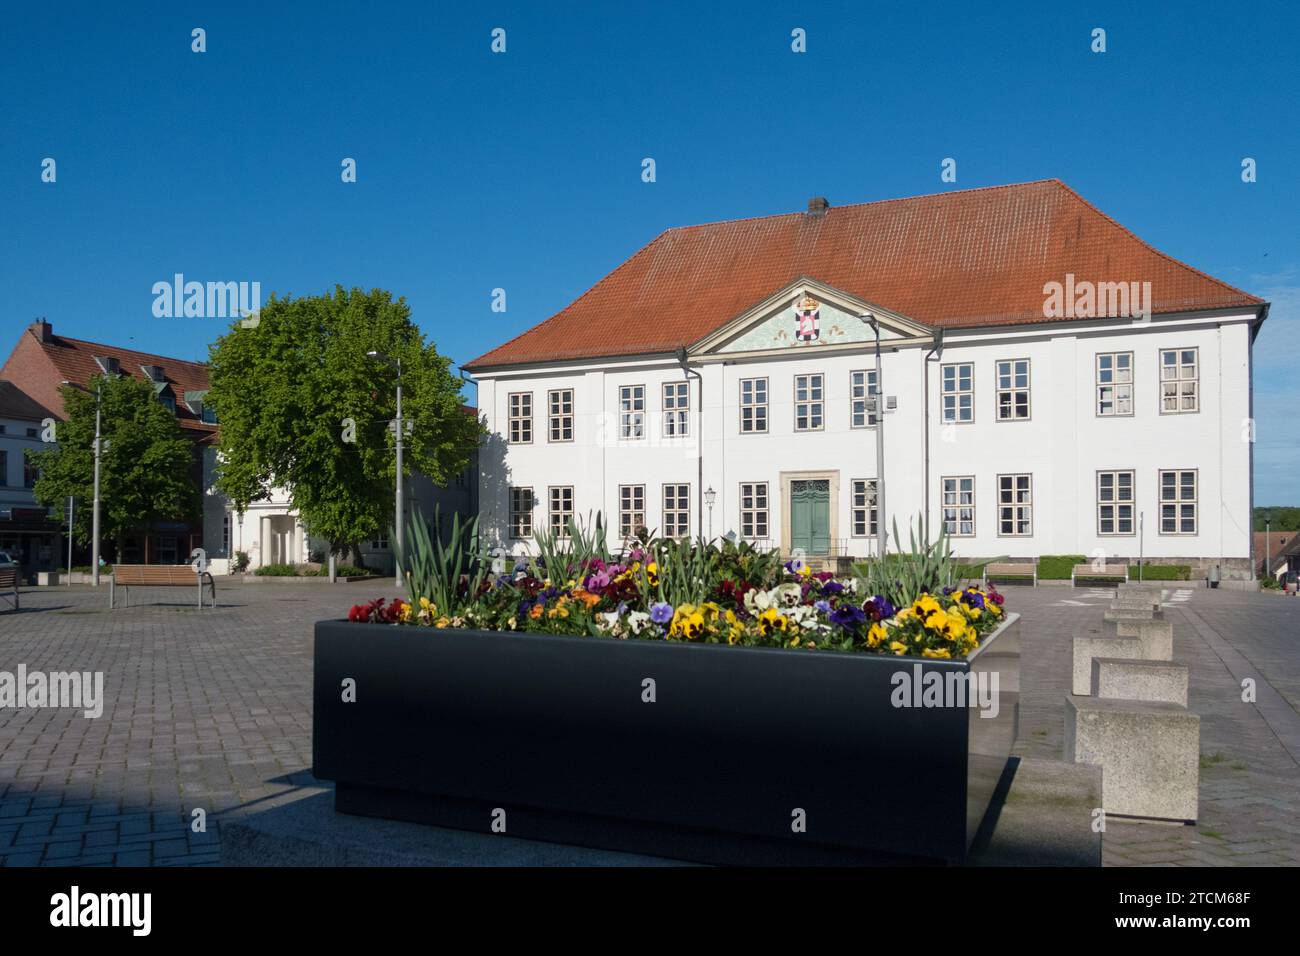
<box><xmin>1128</xmin><ymin>564</ymin><xmax>1191</xmax><ymax>581</ymax></box>
<box><xmin>1037</xmin><ymin>555</ymin><xmax>1087</xmax><ymax>580</ymax></box>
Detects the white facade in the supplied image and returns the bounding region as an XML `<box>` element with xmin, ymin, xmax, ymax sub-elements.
<box><xmin>201</xmin><ymin>446</ymin><xmax>479</xmax><ymax>575</ymax></box>
<box><xmin>474</xmin><ymin>281</ymin><xmax>1259</xmax><ymax>576</ymax></box>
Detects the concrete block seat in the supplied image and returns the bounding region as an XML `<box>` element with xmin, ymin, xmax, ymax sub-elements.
<box><xmin>1065</xmin><ymin>696</ymin><xmax>1199</xmax><ymax>823</ymax></box>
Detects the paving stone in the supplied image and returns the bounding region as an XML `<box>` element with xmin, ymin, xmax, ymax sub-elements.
<box><xmin>2</xmin><ymin>581</ymin><xmax>1298</xmax><ymax>867</ymax></box>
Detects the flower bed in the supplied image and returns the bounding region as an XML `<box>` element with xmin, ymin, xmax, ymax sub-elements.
<box><xmin>348</xmin><ymin>540</ymin><xmax>1007</xmax><ymax>660</ymax></box>
<box><xmin>319</xmin><ymin>516</ymin><xmax>1020</xmax><ymax>864</ymax></box>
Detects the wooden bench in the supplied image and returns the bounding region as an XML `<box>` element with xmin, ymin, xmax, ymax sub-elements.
<box><xmin>1071</xmin><ymin>563</ymin><xmax>1129</xmax><ymax>586</ymax></box>
<box><xmin>982</xmin><ymin>561</ymin><xmax>1038</xmax><ymax>587</ymax></box>
<box><xmin>0</xmin><ymin>567</ymin><xmax>17</xmax><ymax>611</ymax></box>
<box><xmin>110</xmin><ymin>564</ymin><xmax>216</xmax><ymax>609</ymax></box>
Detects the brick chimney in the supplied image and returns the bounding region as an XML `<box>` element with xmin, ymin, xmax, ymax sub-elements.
<box><xmin>807</xmin><ymin>196</ymin><xmax>830</xmax><ymax>217</ymax></box>
<box><xmin>30</xmin><ymin>318</ymin><xmax>53</xmax><ymax>342</ymax></box>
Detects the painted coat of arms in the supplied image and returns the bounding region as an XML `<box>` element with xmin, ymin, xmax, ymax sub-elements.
<box><xmin>794</xmin><ymin>294</ymin><xmax>820</xmax><ymax>342</ymax></box>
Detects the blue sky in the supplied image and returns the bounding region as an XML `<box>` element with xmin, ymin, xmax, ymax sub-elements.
<box><xmin>1</xmin><ymin>0</ymin><xmax>1296</xmax><ymax>502</ymax></box>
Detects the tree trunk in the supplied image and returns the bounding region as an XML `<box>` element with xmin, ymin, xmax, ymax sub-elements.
<box><xmin>348</xmin><ymin>541</ymin><xmax>367</xmax><ymax>571</ymax></box>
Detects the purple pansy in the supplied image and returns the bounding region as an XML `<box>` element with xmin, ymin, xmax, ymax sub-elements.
<box><xmin>830</xmin><ymin>604</ymin><xmax>866</xmax><ymax>630</ymax></box>
<box><xmin>862</xmin><ymin>596</ymin><xmax>897</xmax><ymax>622</ymax></box>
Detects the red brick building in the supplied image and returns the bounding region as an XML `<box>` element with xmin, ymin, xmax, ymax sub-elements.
<box><xmin>0</xmin><ymin>319</ymin><xmax>217</xmax><ymax>566</ymax></box>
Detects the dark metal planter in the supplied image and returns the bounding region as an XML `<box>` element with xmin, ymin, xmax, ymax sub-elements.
<box><xmin>312</xmin><ymin>613</ymin><xmax>1019</xmax><ymax>865</ymax></box>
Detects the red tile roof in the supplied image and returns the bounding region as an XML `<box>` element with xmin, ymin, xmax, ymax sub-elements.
<box><xmin>465</xmin><ymin>179</ymin><xmax>1264</xmax><ymax>370</ymax></box>
<box><xmin>0</xmin><ymin>323</ymin><xmax>216</xmax><ymax>441</ymax></box>
<box><xmin>1254</xmin><ymin>531</ymin><xmax>1295</xmax><ymax>573</ymax></box>
<box><xmin>0</xmin><ymin>380</ymin><xmax>55</xmax><ymax>422</ymax></box>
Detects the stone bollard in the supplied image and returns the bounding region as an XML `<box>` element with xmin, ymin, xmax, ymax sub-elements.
<box><xmin>1104</xmin><ymin>606</ymin><xmax>1160</xmax><ymax>624</ymax></box>
<box><xmin>1114</xmin><ymin>618</ymin><xmax>1173</xmax><ymax>661</ymax></box>
<box><xmin>1111</xmin><ymin>595</ymin><xmax>1161</xmax><ymax>611</ymax></box>
<box><xmin>1065</xmin><ymin>696</ymin><xmax>1199</xmax><ymax>822</ymax></box>
<box><xmin>1090</xmin><ymin>657</ymin><xmax>1189</xmax><ymax>707</ymax></box>
<box><xmin>1072</xmin><ymin>635</ymin><xmax>1144</xmax><ymax>695</ymax></box>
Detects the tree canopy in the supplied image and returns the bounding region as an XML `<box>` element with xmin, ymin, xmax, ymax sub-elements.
<box><xmin>206</xmin><ymin>286</ymin><xmax>480</xmax><ymax>562</ymax></box>
<box><xmin>1255</xmin><ymin>506</ymin><xmax>1300</xmax><ymax>532</ymax></box>
<box><xmin>29</xmin><ymin>374</ymin><xmax>199</xmax><ymax>549</ymax></box>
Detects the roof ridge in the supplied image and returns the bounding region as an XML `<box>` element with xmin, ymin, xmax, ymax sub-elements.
<box><xmin>1051</xmin><ymin>181</ymin><xmax>1265</xmax><ymax>305</ymax></box>
<box><xmin>50</xmin><ymin>334</ymin><xmax>210</xmax><ymax>370</ymax></box>
<box><xmin>668</xmin><ymin>179</ymin><xmax>1066</xmax><ymax>233</ymax></box>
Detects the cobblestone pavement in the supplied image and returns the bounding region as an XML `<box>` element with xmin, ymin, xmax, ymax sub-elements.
<box><xmin>1010</xmin><ymin>584</ymin><xmax>1300</xmax><ymax>866</ymax></box>
<box><xmin>1</xmin><ymin>580</ymin><xmax>1297</xmax><ymax>866</ymax></box>
<box><xmin>0</xmin><ymin>582</ymin><xmax>371</xmax><ymax>866</ymax></box>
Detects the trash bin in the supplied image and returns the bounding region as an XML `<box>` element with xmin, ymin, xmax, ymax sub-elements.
<box><xmin>1208</xmin><ymin>564</ymin><xmax>1221</xmax><ymax>589</ymax></box>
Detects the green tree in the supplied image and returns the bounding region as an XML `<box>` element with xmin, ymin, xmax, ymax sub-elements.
<box><xmin>1255</xmin><ymin>506</ymin><xmax>1300</xmax><ymax>532</ymax></box>
<box><xmin>206</xmin><ymin>286</ymin><xmax>480</xmax><ymax>567</ymax></box>
<box><xmin>28</xmin><ymin>374</ymin><xmax>200</xmax><ymax>559</ymax></box>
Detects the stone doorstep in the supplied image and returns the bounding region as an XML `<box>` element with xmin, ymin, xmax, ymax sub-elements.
<box><xmin>1064</xmin><ymin>696</ymin><xmax>1199</xmax><ymax>823</ymax></box>
<box><xmin>1090</xmin><ymin>657</ymin><xmax>1189</xmax><ymax>708</ymax></box>
<box><xmin>1072</xmin><ymin>635</ymin><xmax>1144</xmax><ymax>695</ymax></box>
<box><xmin>1114</xmin><ymin>619</ymin><xmax>1174</xmax><ymax>661</ymax></box>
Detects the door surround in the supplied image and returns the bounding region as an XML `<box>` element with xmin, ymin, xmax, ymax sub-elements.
<box><xmin>779</xmin><ymin>470</ymin><xmax>840</xmax><ymax>557</ymax></box>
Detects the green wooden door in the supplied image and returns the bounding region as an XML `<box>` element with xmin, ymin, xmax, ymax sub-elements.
<box><xmin>790</xmin><ymin>479</ymin><xmax>831</xmax><ymax>555</ymax></box>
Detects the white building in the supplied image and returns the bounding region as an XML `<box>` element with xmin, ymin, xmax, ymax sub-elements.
<box><xmin>0</xmin><ymin>381</ymin><xmax>62</xmax><ymax>576</ymax></box>
<box><xmin>465</xmin><ymin>181</ymin><xmax>1268</xmax><ymax>580</ymax></box>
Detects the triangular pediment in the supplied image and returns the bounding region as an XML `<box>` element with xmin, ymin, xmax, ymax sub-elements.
<box><xmin>693</xmin><ymin>278</ymin><xmax>933</xmax><ymax>356</ymax></box>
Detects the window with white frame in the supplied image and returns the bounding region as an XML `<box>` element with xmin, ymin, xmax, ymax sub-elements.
<box><xmin>997</xmin><ymin>474</ymin><xmax>1032</xmax><ymax>536</ymax></box>
<box><xmin>508</xmin><ymin>392</ymin><xmax>532</xmax><ymax>443</ymax></box>
<box><xmin>619</xmin><ymin>485</ymin><xmax>646</xmax><ymax>539</ymax></box>
<box><xmin>369</xmin><ymin>532</ymin><xmax>389</xmax><ymax>549</ymax></box>
<box><xmin>1096</xmin><ymin>352</ymin><xmax>1133</xmax><ymax>416</ymax></box>
<box><xmin>941</xmin><ymin>363</ymin><xmax>973</xmax><ymax>423</ymax></box>
<box><xmin>794</xmin><ymin>373</ymin><xmax>824</xmax><ymax>431</ymax></box>
<box><xmin>1097</xmin><ymin>470</ymin><xmax>1135</xmax><ymax>535</ymax></box>
<box><xmin>662</xmin><ymin>381</ymin><xmax>690</xmax><ymax>437</ymax></box>
<box><xmin>619</xmin><ymin>385</ymin><xmax>645</xmax><ymax>439</ymax></box>
<box><xmin>851</xmin><ymin>370</ymin><xmax>879</xmax><ymax>427</ymax></box>
<box><xmin>740</xmin><ymin>482</ymin><xmax>768</xmax><ymax>539</ymax></box>
<box><xmin>740</xmin><ymin>377</ymin><xmax>768</xmax><ymax>433</ymax></box>
<box><xmin>548</xmin><ymin>388</ymin><xmax>574</xmax><ymax>442</ymax></box>
<box><xmin>995</xmin><ymin>359</ymin><xmax>1031</xmax><ymax>420</ymax></box>
<box><xmin>1159</xmin><ymin>470</ymin><xmax>1197</xmax><ymax>534</ymax></box>
<box><xmin>509</xmin><ymin>487</ymin><xmax>534</xmax><ymax>538</ymax></box>
<box><xmin>851</xmin><ymin>479</ymin><xmax>878</xmax><ymax>537</ymax></box>
<box><xmin>942</xmin><ymin>476</ymin><xmax>975</xmax><ymax>536</ymax></box>
<box><xmin>663</xmin><ymin>483</ymin><xmax>690</xmax><ymax>538</ymax></box>
<box><xmin>1160</xmin><ymin>349</ymin><xmax>1199</xmax><ymax>413</ymax></box>
<box><xmin>549</xmin><ymin>486</ymin><xmax>574</xmax><ymax>538</ymax></box>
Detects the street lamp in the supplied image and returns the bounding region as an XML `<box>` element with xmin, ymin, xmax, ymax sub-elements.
<box><xmin>367</xmin><ymin>351</ymin><xmax>404</xmax><ymax>588</ymax></box>
<box><xmin>675</xmin><ymin>347</ymin><xmax>703</xmax><ymax>538</ymax></box>
<box><xmin>1265</xmin><ymin>512</ymin><xmax>1271</xmax><ymax>580</ymax></box>
<box><xmin>704</xmin><ymin>486</ymin><xmax>716</xmax><ymax>540</ymax></box>
<box><xmin>859</xmin><ymin>312</ymin><xmax>886</xmax><ymax>557</ymax></box>
<box><xmin>79</xmin><ymin>380</ymin><xmax>110</xmax><ymax>587</ymax></box>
